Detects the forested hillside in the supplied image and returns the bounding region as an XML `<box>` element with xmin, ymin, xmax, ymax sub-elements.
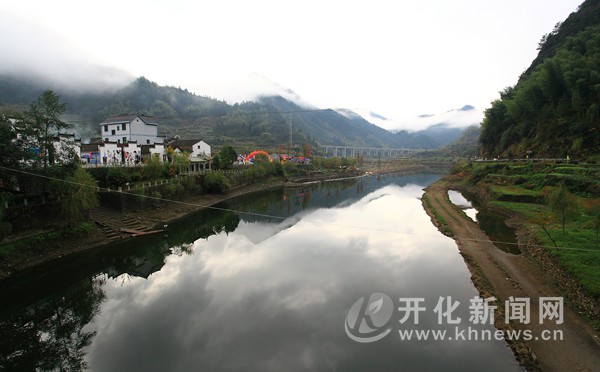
<box><xmin>480</xmin><ymin>0</ymin><xmax>600</xmax><ymax>159</ymax></box>
<box><xmin>0</xmin><ymin>75</ymin><xmax>468</xmax><ymax>150</ymax></box>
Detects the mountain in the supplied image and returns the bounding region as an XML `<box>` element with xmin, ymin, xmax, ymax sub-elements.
<box><xmin>390</xmin><ymin>124</ymin><xmax>463</xmax><ymax>149</ymax></box>
<box><xmin>441</xmin><ymin>125</ymin><xmax>481</xmax><ymax>157</ymax></box>
<box><xmin>480</xmin><ymin>0</ymin><xmax>600</xmax><ymax>158</ymax></box>
<box><xmin>354</xmin><ymin>105</ymin><xmax>483</xmax><ymax>133</ymax></box>
<box><xmin>0</xmin><ymin>75</ymin><xmax>467</xmax><ymax>151</ymax></box>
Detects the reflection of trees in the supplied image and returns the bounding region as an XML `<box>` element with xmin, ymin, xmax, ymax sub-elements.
<box><xmin>166</xmin><ymin>208</ymin><xmax>241</xmax><ymax>244</ymax></box>
<box><xmin>0</xmin><ymin>277</ymin><xmax>105</xmax><ymax>371</ymax></box>
<box><xmin>195</xmin><ymin>211</ymin><xmax>240</xmax><ymax>239</ymax></box>
<box><xmin>223</xmin><ymin>189</ymin><xmax>285</xmax><ymax>216</ymax></box>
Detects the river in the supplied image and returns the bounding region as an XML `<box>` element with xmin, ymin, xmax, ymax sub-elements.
<box><xmin>0</xmin><ymin>173</ymin><xmax>520</xmax><ymax>371</ymax></box>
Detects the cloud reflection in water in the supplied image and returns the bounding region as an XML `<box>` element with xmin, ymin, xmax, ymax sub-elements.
<box><xmin>84</xmin><ymin>183</ymin><xmax>519</xmax><ymax>371</ymax></box>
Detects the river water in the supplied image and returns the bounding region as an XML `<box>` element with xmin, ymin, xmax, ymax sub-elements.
<box><xmin>0</xmin><ymin>173</ymin><xmax>520</xmax><ymax>371</ymax></box>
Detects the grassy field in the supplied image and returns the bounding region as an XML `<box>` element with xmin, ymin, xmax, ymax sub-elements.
<box><xmin>452</xmin><ymin>161</ymin><xmax>600</xmax><ymax>303</ymax></box>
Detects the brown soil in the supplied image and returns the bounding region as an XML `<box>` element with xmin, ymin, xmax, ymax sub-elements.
<box><xmin>422</xmin><ymin>180</ymin><xmax>600</xmax><ymax>371</ymax></box>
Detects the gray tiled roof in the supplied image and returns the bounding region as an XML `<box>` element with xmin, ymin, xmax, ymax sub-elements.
<box><xmin>99</xmin><ymin>114</ymin><xmax>158</xmax><ymax>126</ymax></box>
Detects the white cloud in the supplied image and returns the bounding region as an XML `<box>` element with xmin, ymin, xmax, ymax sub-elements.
<box><xmin>0</xmin><ymin>10</ymin><xmax>132</xmax><ymax>92</ymax></box>
<box><xmin>187</xmin><ymin>73</ymin><xmax>316</xmax><ymax>107</ymax></box>
<box><xmin>0</xmin><ymin>0</ymin><xmax>583</xmax><ymax>122</ymax></box>
<box><xmin>354</xmin><ymin>106</ymin><xmax>484</xmax><ymax>132</ymax></box>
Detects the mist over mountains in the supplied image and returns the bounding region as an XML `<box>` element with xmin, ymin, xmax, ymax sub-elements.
<box><xmin>0</xmin><ymin>73</ymin><xmax>472</xmax><ymax>150</ymax></box>
<box><xmin>355</xmin><ymin>104</ymin><xmax>483</xmax><ymax>132</ymax></box>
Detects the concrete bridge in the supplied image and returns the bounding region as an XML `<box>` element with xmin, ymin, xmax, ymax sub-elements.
<box><xmin>322</xmin><ymin>146</ymin><xmax>419</xmax><ymax>158</ymax></box>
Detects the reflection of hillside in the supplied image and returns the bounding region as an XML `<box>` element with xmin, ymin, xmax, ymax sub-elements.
<box><xmin>0</xmin><ymin>172</ymin><xmax>444</xmax><ymax>371</ymax></box>
<box><xmin>234</xmin><ymin>174</ymin><xmax>441</xmax><ymax>223</ymax></box>
<box><xmin>0</xmin><ymin>278</ymin><xmax>105</xmax><ymax>370</ymax></box>
<box><xmin>166</xmin><ymin>209</ymin><xmax>241</xmax><ymax>243</ymax></box>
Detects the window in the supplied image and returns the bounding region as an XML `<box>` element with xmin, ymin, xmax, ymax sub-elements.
<box><xmin>104</xmin><ymin>125</ymin><xmax>108</xmax><ymax>132</ymax></box>
<box><xmin>111</xmin><ymin>130</ymin><xmax>116</xmax><ymax>135</ymax></box>
<box><xmin>123</xmin><ymin>137</ymin><xmax>127</xmax><ymax>144</ymax></box>
<box><xmin>146</xmin><ymin>139</ymin><xmax>150</xmax><ymax>144</ymax></box>
<box><xmin>122</xmin><ymin>123</ymin><xmax>126</xmax><ymax>131</ymax></box>
<box><xmin>104</xmin><ymin>138</ymin><xmax>108</xmax><ymax>142</ymax></box>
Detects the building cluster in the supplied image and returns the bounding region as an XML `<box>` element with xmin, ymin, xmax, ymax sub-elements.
<box><xmin>69</xmin><ymin>114</ymin><xmax>211</xmax><ymax>171</ymax></box>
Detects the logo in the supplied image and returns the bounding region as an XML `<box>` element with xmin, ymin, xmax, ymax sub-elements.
<box><xmin>345</xmin><ymin>293</ymin><xmax>394</xmax><ymax>343</ymax></box>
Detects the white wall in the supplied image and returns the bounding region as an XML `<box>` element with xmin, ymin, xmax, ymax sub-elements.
<box><xmin>100</xmin><ymin>116</ymin><xmax>162</xmax><ymax>144</ymax></box>
<box><xmin>149</xmin><ymin>144</ymin><xmax>165</xmax><ymax>162</ymax></box>
<box><xmin>130</xmin><ymin>117</ymin><xmax>160</xmax><ymax>144</ymax></box>
<box><xmin>99</xmin><ymin>143</ymin><xmax>122</xmax><ymax>165</ymax></box>
<box><xmin>192</xmin><ymin>140</ymin><xmax>211</xmax><ymax>157</ymax></box>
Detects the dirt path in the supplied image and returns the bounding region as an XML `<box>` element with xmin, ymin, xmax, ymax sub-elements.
<box><xmin>422</xmin><ymin>181</ymin><xmax>600</xmax><ymax>371</ymax></box>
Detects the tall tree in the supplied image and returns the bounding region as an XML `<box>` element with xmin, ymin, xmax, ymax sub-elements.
<box><xmin>24</xmin><ymin>90</ymin><xmax>71</xmax><ymax>167</ymax></box>
<box><xmin>51</xmin><ymin>167</ymin><xmax>99</xmax><ymax>223</ymax></box>
<box><xmin>218</xmin><ymin>145</ymin><xmax>238</xmax><ymax>169</ymax></box>
<box><xmin>547</xmin><ymin>183</ymin><xmax>578</xmax><ymax>234</ymax></box>
<box><xmin>0</xmin><ymin>115</ymin><xmax>25</xmax><ymax>173</ymax></box>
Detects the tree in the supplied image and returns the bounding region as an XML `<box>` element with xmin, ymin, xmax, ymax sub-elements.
<box><xmin>218</xmin><ymin>145</ymin><xmax>238</xmax><ymax>169</ymax></box>
<box><xmin>211</xmin><ymin>154</ymin><xmax>221</xmax><ymax>170</ymax></box>
<box><xmin>52</xmin><ymin>167</ymin><xmax>99</xmax><ymax>223</ymax></box>
<box><xmin>0</xmin><ymin>114</ymin><xmax>25</xmax><ymax>172</ymax></box>
<box><xmin>24</xmin><ymin>90</ymin><xmax>71</xmax><ymax>167</ymax></box>
<box><xmin>547</xmin><ymin>183</ymin><xmax>578</xmax><ymax>234</ymax></box>
<box><xmin>172</xmin><ymin>152</ymin><xmax>190</xmax><ymax>174</ymax></box>
<box><xmin>203</xmin><ymin>171</ymin><xmax>230</xmax><ymax>194</ymax></box>
<box><xmin>144</xmin><ymin>156</ymin><xmax>166</xmax><ymax>180</ymax></box>
<box><xmin>530</xmin><ymin>210</ymin><xmax>559</xmax><ymax>249</ymax></box>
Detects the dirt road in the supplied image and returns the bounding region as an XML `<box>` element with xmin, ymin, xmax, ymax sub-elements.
<box><xmin>422</xmin><ymin>181</ymin><xmax>600</xmax><ymax>371</ymax></box>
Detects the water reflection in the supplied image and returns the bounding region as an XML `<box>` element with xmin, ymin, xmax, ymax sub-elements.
<box><xmin>448</xmin><ymin>190</ymin><xmax>478</xmax><ymax>222</ymax></box>
<box><xmin>0</xmin><ymin>174</ymin><xmax>520</xmax><ymax>371</ymax></box>
<box><xmin>447</xmin><ymin>190</ymin><xmax>520</xmax><ymax>255</ymax></box>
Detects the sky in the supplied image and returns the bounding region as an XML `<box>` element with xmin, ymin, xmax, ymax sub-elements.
<box><xmin>0</xmin><ymin>0</ymin><xmax>584</xmax><ymax>131</ymax></box>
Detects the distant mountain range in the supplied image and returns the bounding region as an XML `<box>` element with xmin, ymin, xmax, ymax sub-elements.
<box><xmin>355</xmin><ymin>104</ymin><xmax>483</xmax><ymax>133</ymax></box>
<box><xmin>0</xmin><ymin>74</ymin><xmax>474</xmax><ymax>151</ymax></box>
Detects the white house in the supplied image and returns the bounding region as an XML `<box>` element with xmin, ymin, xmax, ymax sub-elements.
<box><xmin>98</xmin><ymin>142</ymin><xmax>123</xmax><ymax>166</ymax></box>
<box><xmin>146</xmin><ymin>143</ymin><xmax>166</xmax><ymax>162</ymax></box>
<box><xmin>167</xmin><ymin>139</ymin><xmax>212</xmax><ymax>171</ymax></box>
<box><xmin>84</xmin><ymin>116</ymin><xmax>211</xmax><ymax>168</ymax></box>
<box><xmin>168</xmin><ymin>139</ymin><xmax>211</xmax><ymax>157</ymax></box>
<box><xmin>98</xmin><ymin>141</ymin><xmax>149</xmax><ymax>166</ymax></box>
<box><xmin>99</xmin><ymin>114</ymin><xmax>164</xmax><ymax>145</ymax></box>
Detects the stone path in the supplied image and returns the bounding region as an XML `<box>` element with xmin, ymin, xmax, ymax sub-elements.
<box><xmin>89</xmin><ymin>206</ymin><xmax>159</xmax><ymax>240</ymax></box>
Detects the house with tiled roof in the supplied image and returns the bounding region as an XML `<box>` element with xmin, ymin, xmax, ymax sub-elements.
<box><xmin>80</xmin><ymin>115</ymin><xmax>212</xmax><ymax>169</ymax></box>
<box><xmin>167</xmin><ymin>139</ymin><xmax>212</xmax><ymax>172</ymax></box>
<box><xmin>99</xmin><ymin>114</ymin><xmax>164</xmax><ymax>145</ymax></box>
<box><xmin>168</xmin><ymin>139</ymin><xmax>211</xmax><ymax>157</ymax></box>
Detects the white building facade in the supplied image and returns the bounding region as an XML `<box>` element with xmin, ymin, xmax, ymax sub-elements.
<box><xmin>99</xmin><ymin>115</ymin><xmax>164</xmax><ymax>145</ymax></box>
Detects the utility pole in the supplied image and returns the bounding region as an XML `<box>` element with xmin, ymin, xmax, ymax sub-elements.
<box><xmin>289</xmin><ymin>113</ymin><xmax>292</xmax><ymax>156</ymax></box>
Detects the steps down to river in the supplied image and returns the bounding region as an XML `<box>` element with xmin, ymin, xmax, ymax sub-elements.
<box><xmin>90</xmin><ymin>207</ymin><xmax>159</xmax><ymax>241</ymax></box>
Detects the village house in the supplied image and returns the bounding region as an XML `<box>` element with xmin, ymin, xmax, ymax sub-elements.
<box><xmin>81</xmin><ymin>115</ymin><xmax>211</xmax><ymax>170</ymax></box>
<box><xmin>99</xmin><ymin>114</ymin><xmax>164</xmax><ymax>145</ymax></box>
<box><xmin>167</xmin><ymin>139</ymin><xmax>212</xmax><ymax>172</ymax></box>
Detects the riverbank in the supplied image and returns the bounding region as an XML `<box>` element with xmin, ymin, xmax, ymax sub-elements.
<box><xmin>422</xmin><ymin>177</ymin><xmax>600</xmax><ymax>371</ymax></box>
<box><xmin>0</xmin><ymin>176</ymin><xmax>291</xmax><ymax>281</ymax></box>
<box><xmin>0</xmin><ymin>160</ymin><xmax>451</xmax><ymax>281</ymax></box>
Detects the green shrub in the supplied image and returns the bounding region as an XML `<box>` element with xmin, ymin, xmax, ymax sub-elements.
<box><xmin>284</xmin><ymin>161</ymin><xmax>298</xmax><ymax>175</ymax></box>
<box><xmin>145</xmin><ymin>157</ymin><xmax>167</xmax><ymax>180</ymax></box>
<box><xmin>204</xmin><ymin>172</ymin><xmax>230</xmax><ymax>194</ymax></box>
<box><xmin>106</xmin><ymin>167</ymin><xmax>130</xmax><ymax>188</ymax></box>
